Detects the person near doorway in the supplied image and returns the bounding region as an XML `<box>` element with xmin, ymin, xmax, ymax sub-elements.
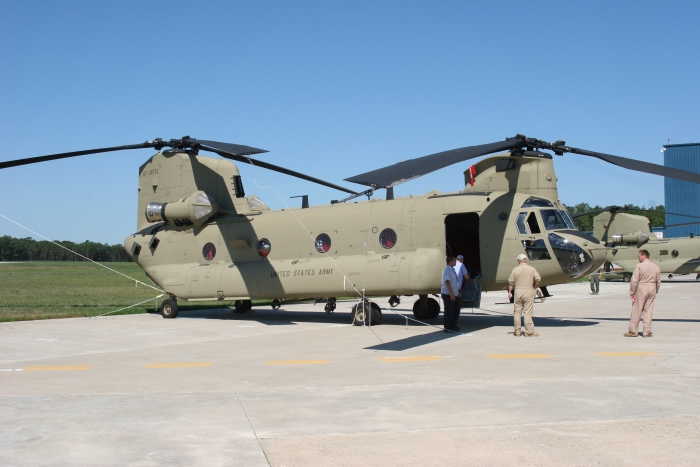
<box><xmin>442</xmin><ymin>256</ymin><xmax>459</xmax><ymax>332</ymax></box>
<box><xmin>624</xmin><ymin>249</ymin><xmax>661</xmax><ymax>338</ymax></box>
<box><xmin>453</xmin><ymin>254</ymin><xmax>470</xmax><ymax>316</ymax></box>
<box><xmin>508</xmin><ymin>253</ymin><xmax>541</xmax><ymax>337</ymax></box>
<box><xmin>589</xmin><ymin>267</ymin><xmax>601</xmax><ymax>295</ymax></box>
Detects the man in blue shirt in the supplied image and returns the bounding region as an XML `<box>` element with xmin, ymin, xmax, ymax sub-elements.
<box><xmin>453</xmin><ymin>254</ymin><xmax>470</xmax><ymax>317</ymax></box>
<box><xmin>442</xmin><ymin>256</ymin><xmax>459</xmax><ymax>332</ymax></box>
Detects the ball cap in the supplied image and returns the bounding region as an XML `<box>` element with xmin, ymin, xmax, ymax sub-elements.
<box><xmin>516</xmin><ymin>253</ymin><xmax>528</xmax><ymax>262</ymax></box>
<box><xmin>456</xmin><ymin>255</ymin><xmax>464</xmax><ymax>260</ymax></box>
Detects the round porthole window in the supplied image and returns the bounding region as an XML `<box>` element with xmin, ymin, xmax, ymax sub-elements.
<box><xmin>379</xmin><ymin>228</ymin><xmax>397</xmax><ymax>249</ymax></box>
<box><xmin>256</xmin><ymin>238</ymin><xmax>271</xmax><ymax>257</ymax></box>
<box><xmin>671</xmin><ymin>250</ymin><xmax>679</xmax><ymax>258</ymax></box>
<box><xmin>202</xmin><ymin>243</ymin><xmax>216</xmax><ymax>261</ymax></box>
<box><xmin>315</xmin><ymin>233</ymin><xmax>331</xmax><ymax>253</ymax></box>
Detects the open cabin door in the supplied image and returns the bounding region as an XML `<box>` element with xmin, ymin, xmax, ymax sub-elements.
<box><xmin>445</xmin><ymin>213</ymin><xmax>482</xmax><ymax>308</ymax></box>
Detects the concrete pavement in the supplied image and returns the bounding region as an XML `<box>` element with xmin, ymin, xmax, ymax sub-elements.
<box><xmin>1</xmin><ymin>278</ymin><xmax>699</xmax><ymax>466</ymax></box>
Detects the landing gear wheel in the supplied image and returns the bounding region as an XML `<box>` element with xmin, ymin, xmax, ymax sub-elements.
<box><xmin>351</xmin><ymin>300</ymin><xmax>371</xmax><ymax>326</ymax></box>
<box><xmin>623</xmin><ymin>274</ymin><xmax>631</xmax><ymax>283</ymax></box>
<box><xmin>324</xmin><ymin>298</ymin><xmax>336</xmax><ymax>314</ymax></box>
<box><xmin>271</xmin><ymin>299</ymin><xmax>281</xmax><ymax>310</ymax></box>
<box><xmin>668</xmin><ymin>274</ymin><xmax>673</xmax><ymax>279</ymax></box>
<box><xmin>160</xmin><ymin>298</ymin><xmax>179</xmax><ymax>319</ymax></box>
<box><xmin>426</xmin><ymin>298</ymin><xmax>440</xmax><ymax>319</ymax></box>
<box><xmin>234</xmin><ymin>300</ymin><xmax>252</xmax><ymax>313</ymax></box>
<box><xmin>388</xmin><ymin>295</ymin><xmax>401</xmax><ymax>307</ymax></box>
<box><xmin>412</xmin><ymin>299</ymin><xmax>429</xmax><ymax>320</ymax></box>
<box><xmin>370</xmin><ymin>302</ymin><xmax>382</xmax><ymax>325</ymax></box>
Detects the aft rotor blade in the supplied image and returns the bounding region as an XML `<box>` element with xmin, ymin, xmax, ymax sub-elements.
<box><xmin>571</xmin><ymin>208</ymin><xmax>607</xmax><ymax>219</ymax></box>
<box><xmin>183</xmin><ymin>138</ymin><xmax>268</xmax><ymax>157</ymax></box>
<box><xmin>344</xmin><ymin>138</ymin><xmax>524</xmax><ymax>188</ymax></box>
<box><xmin>209</xmin><ymin>150</ymin><xmax>359</xmax><ymax>195</ymax></box>
<box><xmin>0</xmin><ymin>143</ymin><xmax>154</xmax><ymax>170</ymax></box>
<box><xmin>561</xmin><ymin>146</ymin><xmax>700</xmax><ymax>184</ymax></box>
<box><xmin>664</xmin><ymin>220</ymin><xmax>700</xmax><ymax>229</ymax></box>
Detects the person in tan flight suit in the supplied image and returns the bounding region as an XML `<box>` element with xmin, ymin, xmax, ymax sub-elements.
<box><xmin>508</xmin><ymin>253</ymin><xmax>542</xmax><ymax>337</ymax></box>
<box><xmin>625</xmin><ymin>249</ymin><xmax>661</xmax><ymax>338</ymax></box>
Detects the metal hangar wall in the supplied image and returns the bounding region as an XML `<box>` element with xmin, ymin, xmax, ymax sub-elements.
<box><xmin>664</xmin><ymin>142</ymin><xmax>700</xmax><ymax>238</ymax></box>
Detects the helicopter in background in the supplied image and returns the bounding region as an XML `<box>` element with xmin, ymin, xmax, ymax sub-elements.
<box><xmin>2</xmin><ymin>134</ymin><xmax>700</xmax><ymax>324</ymax></box>
<box><xmin>571</xmin><ymin>206</ymin><xmax>700</xmax><ymax>281</ymax></box>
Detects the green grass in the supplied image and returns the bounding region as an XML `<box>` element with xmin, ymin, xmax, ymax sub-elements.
<box><xmin>0</xmin><ymin>262</ymin><xmax>278</xmax><ymax>322</ymax></box>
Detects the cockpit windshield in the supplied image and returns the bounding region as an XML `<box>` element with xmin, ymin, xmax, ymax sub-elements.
<box><xmin>540</xmin><ymin>209</ymin><xmax>576</xmax><ymax>231</ymax></box>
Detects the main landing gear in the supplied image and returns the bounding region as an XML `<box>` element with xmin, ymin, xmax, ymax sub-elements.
<box><xmin>351</xmin><ymin>300</ymin><xmax>382</xmax><ymax>325</ymax></box>
<box><xmin>388</xmin><ymin>295</ymin><xmax>401</xmax><ymax>307</ymax></box>
<box><xmin>160</xmin><ymin>298</ymin><xmax>179</xmax><ymax>319</ymax></box>
<box><xmin>233</xmin><ymin>300</ymin><xmax>252</xmax><ymax>313</ymax></box>
<box><xmin>325</xmin><ymin>297</ymin><xmax>337</xmax><ymax>314</ymax></box>
<box><xmin>412</xmin><ymin>295</ymin><xmax>440</xmax><ymax>320</ymax></box>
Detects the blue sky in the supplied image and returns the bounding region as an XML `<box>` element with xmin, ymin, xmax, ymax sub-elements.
<box><xmin>1</xmin><ymin>0</ymin><xmax>698</xmax><ymax>244</ymax></box>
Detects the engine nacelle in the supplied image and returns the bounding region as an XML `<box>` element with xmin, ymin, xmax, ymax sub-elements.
<box><xmin>611</xmin><ymin>231</ymin><xmax>649</xmax><ymax>246</ymax></box>
<box><xmin>145</xmin><ymin>190</ymin><xmax>219</xmax><ymax>227</ymax></box>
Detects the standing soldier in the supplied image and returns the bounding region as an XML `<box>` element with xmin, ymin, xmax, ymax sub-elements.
<box><xmin>589</xmin><ymin>266</ymin><xmax>601</xmax><ymax>295</ymax></box>
<box><xmin>625</xmin><ymin>249</ymin><xmax>661</xmax><ymax>338</ymax></box>
<box><xmin>508</xmin><ymin>253</ymin><xmax>541</xmax><ymax>337</ymax></box>
<box><xmin>453</xmin><ymin>254</ymin><xmax>470</xmax><ymax>319</ymax></box>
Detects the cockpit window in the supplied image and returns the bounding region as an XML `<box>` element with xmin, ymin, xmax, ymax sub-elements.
<box><xmin>526</xmin><ymin>212</ymin><xmax>541</xmax><ymax>234</ymax></box>
<box><xmin>515</xmin><ymin>213</ymin><xmax>528</xmax><ymax>234</ymax></box>
<box><xmin>521</xmin><ymin>197</ymin><xmax>554</xmax><ymax>208</ymax></box>
<box><xmin>522</xmin><ymin>239</ymin><xmax>551</xmax><ymax>260</ymax></box>
<box><xmin>540</xmin><ymin>209</ymin><xmax>569</xmax><ymax>230</ymax></box>
<box><xmin>560</xmin><ymin>210</ymin><xmax>577</xmax><ymax>229</ymax></box>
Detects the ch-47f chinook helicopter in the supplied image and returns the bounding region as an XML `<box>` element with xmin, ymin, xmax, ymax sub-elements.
<box><xmin>571</xmin><ymin>207</ymin><xmax>700</xmax><ymax>281</ymax></box>
<box><xmin>3</xmin><ymin>135</ymin><xmax>700</xmax><ymax>324</ymax></box>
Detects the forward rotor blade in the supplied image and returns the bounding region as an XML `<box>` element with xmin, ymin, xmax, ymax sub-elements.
<box><xmin>562</xmin><ymin>146</ymin><xmax>700</xmax><ymax>184</ymax></box>
<box><xmin>184</xmin><ymin>138</ymin><xmax>268</xmax><ymax>157</ymax></box>
<box><xmin>345</xmin><ymin>138</ymin><xmax>524</xmax><ymax>188</ymax></box>
<box><xmin>209</xmin><ymin>150</ymin><xmax>359</xmax><ymax>195</ymax></box>
<box><xmin>0</xmin><ymin>143</ymin><xmax>154</xmax><ymax>170</ymax></box>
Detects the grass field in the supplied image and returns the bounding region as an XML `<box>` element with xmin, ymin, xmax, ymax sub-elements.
<box><xmin>0</xmin><ymin>262</ymin><xmax>262</xmax><ymax>322</ymax></box>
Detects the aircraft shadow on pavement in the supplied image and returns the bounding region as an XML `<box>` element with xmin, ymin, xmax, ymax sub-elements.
<box><xmin>364</xmin><ymin>314</ymin><xmax>599</xmax><ymax>351</ymax></box>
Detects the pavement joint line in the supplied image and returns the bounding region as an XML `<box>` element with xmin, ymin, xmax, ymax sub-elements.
<box><xmin>23</xmin><ymin>365</ymin><xmax>92</xmax><ymax>371</ymax></box>
<box><xmin>488</xmin><ymin>354</ymin><xmax>551</xmax><ymax>359</ymax></box>
<box><xmin>145</xmin><ymin>362</ymin><xmax>212</xmax><ymax>369</ymax></box>
<box><xmin>596</xmin><ymin>352</ymin><xmax>660</xmax><ymax>357</ymax></box>
<box><xmin>379</xmin><ymin>356</ymin><xmax>442</xmax><ymax>362</ymax></box>
<box><xmin>265</xmin><ymin>360</ymin><xmax>329</xmax><ymax>365</ymax></box>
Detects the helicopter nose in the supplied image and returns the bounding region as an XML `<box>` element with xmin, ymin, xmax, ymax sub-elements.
<box><xmin>546</xmin><ymin>232</ymin><xmax>606</xmax><ymax>279</ymax></box>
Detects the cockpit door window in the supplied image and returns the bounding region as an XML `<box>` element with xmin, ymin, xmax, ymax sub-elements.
<box><xmin>526</xmin><ymin>212</ymin><xmax>541</xmax><ymax>234</ymax></box>
<box><xmin>540</xmin><ymin>209</ymin><xmax>569</xmax><ymax>230</ymax></box>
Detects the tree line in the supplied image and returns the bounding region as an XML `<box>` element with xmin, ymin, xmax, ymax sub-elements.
<box><xmin>0</xmin><ymin>236</ymin><xmax>131</xmax><ymax>262</ymax></box>
<box><xmin>565</xmin><ymin>203</ymin><xmax>665</xmax><ymax>232</ymax></box>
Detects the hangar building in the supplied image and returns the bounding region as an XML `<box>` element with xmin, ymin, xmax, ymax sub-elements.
<box><xmin>664</xmin><ymin>142</ymin><xmax>700</xmax><ymax>238</ymax></box>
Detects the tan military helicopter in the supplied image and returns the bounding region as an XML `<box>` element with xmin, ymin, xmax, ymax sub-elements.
<box><xmin>572</xmin><ymin>207</ymin><xmax>700</xmax><ymax>281</ymax></box>
<box><xmin>3</xmin><ymin>135</ymin><xmax>700</xmax><ymax>324</ymax></box>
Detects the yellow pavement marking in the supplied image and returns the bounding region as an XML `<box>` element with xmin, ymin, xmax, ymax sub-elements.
<box><xmin>23</xmin><ymin>365</ymin><xmax>92</xmax><ymax>371</ymax></box>
<box><xmin>488</xmin><ymin>354</ymin><xmax>551</xmax><ymax>359</ymax></box>
<box><xmin>596</xmin><ymin>352</ymin><xmax>659</xmax><ymax>357</ymax></box>
<box><xmin>146</xmin><ymin>362</ymin><xmax>212</xmax><ymax>369</ymax></box>
<box><xmin>265</xmin><ymin>360</ymin><xmax>329</xmax><ymax>365</ymax></box>
<box><xmin>379</xmin><ymin>356</ymin><xmax>441</xmax><ymax>362</ymax></box>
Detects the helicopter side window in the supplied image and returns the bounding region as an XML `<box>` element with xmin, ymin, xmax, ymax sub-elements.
<box><xmin>379</xmin><ymin>228</ymin><xmax>397</xmax><ymax>249</ymax></box>
<box><xmin>315</xmin><ymin>233</ymin><xmax>331</xmax><ymax>253</ymax></box>
<box><xmin>256</xmin><ymin>238</ymin><xmax>271</xmax><ymax>257</ymax></box>
<box><xmin>526</xmin><ymin>212</ymin><xmax>541</xmax><ymax>234</ymax></box>
<box><xmin>516</xmin><ymin>213</ymin><xmax>528</xmax><ymax>234</ymax></box>
<box><xmin>521</xmin><ymin>197</ymin><xmax>554</xmax><ymax>208</ymax></box>
<box><xmin>522</xmin><ymin>239</ymin><xmax>551</xmax><ymax>260</ymax></box>
<box><xmin>541</xmin><ymin>209</ymin><xmax>568</xmax><ymax>230</ymax></box>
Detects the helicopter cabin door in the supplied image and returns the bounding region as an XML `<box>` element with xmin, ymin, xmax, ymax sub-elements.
<box><xmin>445</xmin><ymin>213</ymin><xmax>482</xmax><ymax>306</ymax></box>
